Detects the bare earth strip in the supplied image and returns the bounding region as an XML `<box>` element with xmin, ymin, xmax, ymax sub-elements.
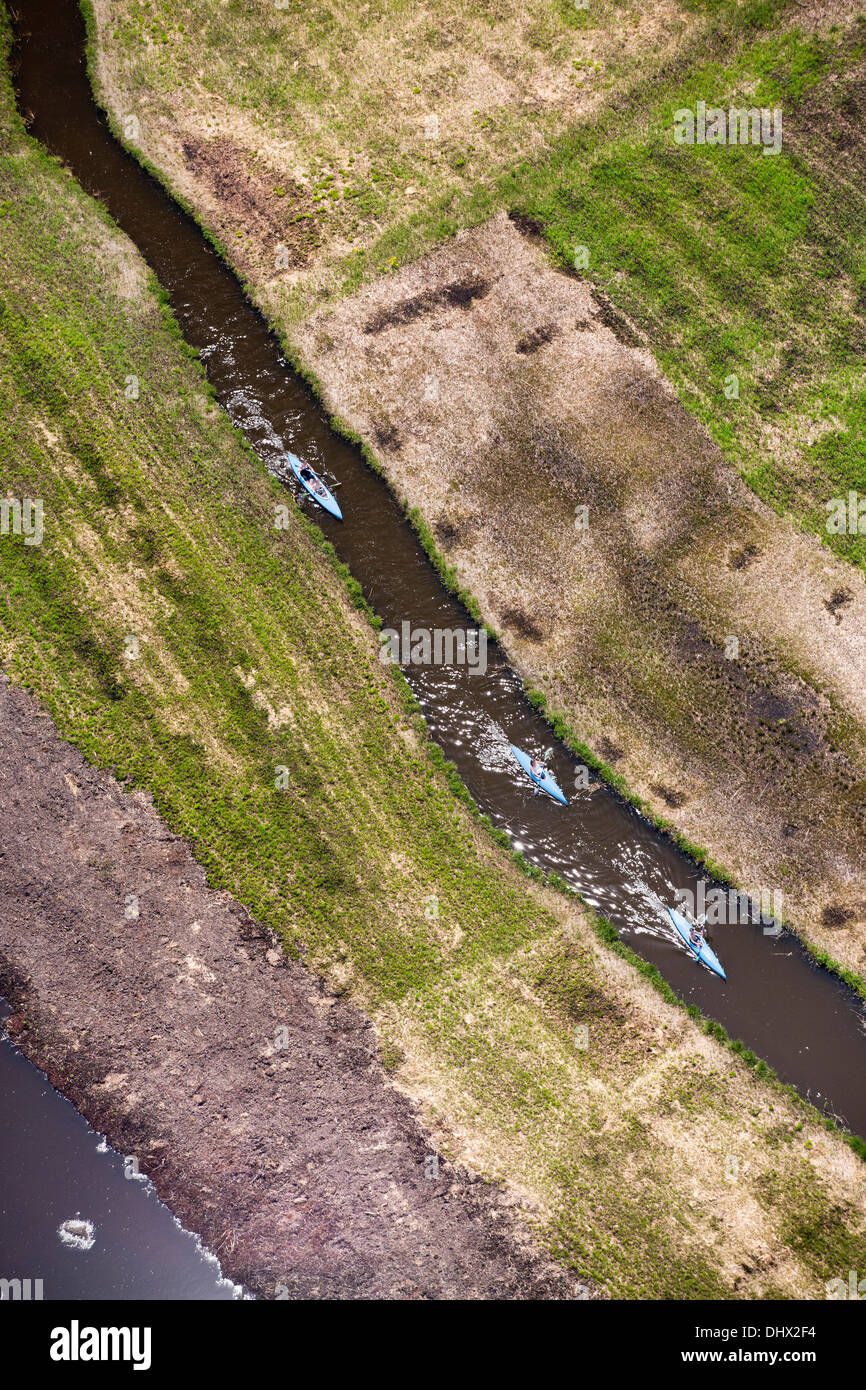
<box><xmin>0</xmin><ymin>672</ymin><xmax>584</xmax><ymax>1300</ymax></box>
<box><xmin>291</xmin><ymin>214</ymin><xmax>866</xmax><ymax>970</ymax></box>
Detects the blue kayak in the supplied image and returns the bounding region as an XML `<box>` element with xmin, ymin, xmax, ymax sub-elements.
<box><xmin>510</xmin><ymin>744</ymin><xmax>568</xmax><ymax>806</ymax></box>
<box><xmin>287</xmin><ymin>452</ymin><xmax>342</xmax><ymax>520</ymax></box>
<box><xmin>666</xmin><ymin>906</ymin><xmax>726</xmax><ymax>980</ymax></box>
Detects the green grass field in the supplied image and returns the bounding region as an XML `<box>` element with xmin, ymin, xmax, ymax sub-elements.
<box><xmin>500</xmin><ymin>20</ymin><xmax>866</xmax><ymax>570</ymax></box>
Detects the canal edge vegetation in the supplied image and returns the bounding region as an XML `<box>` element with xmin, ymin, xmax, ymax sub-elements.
<box><xmin>5</xmin><ymin>6</ymin><xmax>866</xmax><ymax>1294</ymax></box>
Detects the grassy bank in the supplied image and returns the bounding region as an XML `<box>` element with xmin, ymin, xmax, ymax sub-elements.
<box><xmin>5</xmin><ymin>8</ymin><xmax>866</xmax><ymax>1297</ymax></box>
<box><xmin>502</xmin><ymin>17</ymin><xmax>866</xmax><ymax>575</ymax></box>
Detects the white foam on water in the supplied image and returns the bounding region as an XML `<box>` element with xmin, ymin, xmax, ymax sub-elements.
<box><xmin>58</xmin><ymin>1216</ymin><xmax>95</xmax><ymax>1251</ymax></box>
<box><xmin>473</xmin><ymin>716</ymin><xmax>514</xmax><ymax>772</ymax></box>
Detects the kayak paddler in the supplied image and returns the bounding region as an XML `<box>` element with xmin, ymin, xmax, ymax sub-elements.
<box><xmin>301</xmin><ymin>465</ymin><xmax>326</xmax><ymax>497</ymax></box>
<box><xmin>689</xmin><ymin>914</ymin><xmax>707</xmax><ymax>947</ymax></box>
